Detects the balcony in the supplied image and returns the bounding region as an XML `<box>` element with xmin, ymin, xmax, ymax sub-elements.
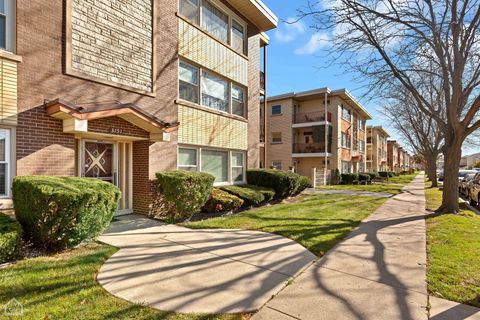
<box><xmin>260</xmin><ymin>124</ymin><xmax>265</xmax><ymax>143</ymax></box>
<box><xmin>293</xmin><ymin>111</ymin><xmax>332</xmax><ymax>125</ymax></box>
<box><xmin>260</xmin><ymin>71</ymin><xmax>265</xmax><ymax>91</ymax></box>
<box><xmin>292</xmin><ymin>143</ymin><xmax>332</xmax><ymax>156</ymax></box>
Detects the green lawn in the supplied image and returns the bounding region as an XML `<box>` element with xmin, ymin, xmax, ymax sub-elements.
<box><xmin>320</xmin><ymin>184</ymin><xmax>404</xmax><ymax>195</ymax></box>
<box><xmin>319</xmin><ymin>173</ymin><xmax>418</xmax><ymax>195</ymax></box>
<box><xmin>425</xmin><ymin>187</ymin><xmax>480</xmax><ymax>308</ymax></box>
<box><xmin>0</xmin><ymin>243</ymin><xmax>241</xmax><ymax>320</ymax></box>
<box><xmin>184</xmin><ymin>194</ymin><xmax>387</xmax><ymax>257</ymax></box>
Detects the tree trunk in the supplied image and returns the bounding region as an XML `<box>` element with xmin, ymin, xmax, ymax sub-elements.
<box><xmin>437</xmin><ymin>142</ymin><xmax>463</xmax><ymax>214</ymax></box>
<box><xmin>425</xmin><ymin>155</ymin><xmax>438</xmax><ymax>188</ymax></box>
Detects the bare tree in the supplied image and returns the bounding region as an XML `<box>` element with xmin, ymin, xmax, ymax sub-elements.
<box><xmin>380</xmin><ymin>85</ymin><xmax>444</xmax><ymax>187</ymax></box>
<box><xmin>300</xmin><ymin>0</ymin><xmax>480</xmax><ymax>213</ymax></box>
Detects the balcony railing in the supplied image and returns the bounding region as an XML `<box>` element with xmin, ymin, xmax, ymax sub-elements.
<box><xmin>293</xmin><ymin>111</ymin><xmax>332</xmax><ymax>124</ymax></box>
<box><xmin>260</xmin><ymin>124</ymin><xmax>265</xmax><ymax>143</ymax></box>
<box><xmin>260</xmin><ymin>71</ymin><xmax>265</xmax><ymax>91</ymax></box>
<box><xmin>292</xmin><ymin>143</ymin><xmax>332</xmax><ymax>154</ymax></box>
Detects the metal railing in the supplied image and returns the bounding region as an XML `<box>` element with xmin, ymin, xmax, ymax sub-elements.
<box><xmin>292</xmin><ymin>143</ymin><xmax>331</xmax><ymax>154</ymax></box>
<box><xmin>293</xmin><ymin>111</ymin><xmax>332</xmax><ymax>124</ymax></box>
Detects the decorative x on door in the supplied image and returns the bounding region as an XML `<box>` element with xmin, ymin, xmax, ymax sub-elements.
<box><xmin>84</xmin><ymin>142</ymin><xmax>114</xmax><ymax>183</ymax></box>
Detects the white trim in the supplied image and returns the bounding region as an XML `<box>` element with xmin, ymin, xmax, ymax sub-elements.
<box><xmin>0</xmin><ymin>0</ymin><xmax>16</xmax><ymax>53</ymax></box>
<box><xmin>0</xmin><ymin>128</ymin><xmax>11</xmax><ymax>198</ymax></box>
<box><xmin>292</xmin><ymin>121</ymin><xmax>331</xmax><ymax>128</ymax></box>
<box><xmin>292</xmin><ymin>153</ymin><xmax>332</xmax><ymax>158</ymax></box>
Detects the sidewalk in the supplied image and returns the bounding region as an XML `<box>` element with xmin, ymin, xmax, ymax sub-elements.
<box><xmin>253</xmin><ymin>173</ymin><xmax>480</xmax><ymax>320</ymax></box>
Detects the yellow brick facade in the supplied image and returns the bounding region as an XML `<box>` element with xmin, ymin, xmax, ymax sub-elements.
<box><xmin>178</xmin><ymin>104</ymin><xmax>248</xmax><ymax>150</ymax></box>
<box><xmin>0</xmin><ymin>57</ymin><xmax>18</xmax><ymax>126</ymax></box>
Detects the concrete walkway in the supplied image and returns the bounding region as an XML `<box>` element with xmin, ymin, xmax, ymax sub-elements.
<box><xmin>97</xmin><ymin>216</ymin><xmax>315</xmax><ymax>314</ymax></box>
<box><xmin>254</xmin><ymin>173</ymin><xmax>480</xmax><ymax>320</ymax></box>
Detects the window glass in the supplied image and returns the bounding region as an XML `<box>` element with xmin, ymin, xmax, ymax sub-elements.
<box><xmin>231</xmin><ymin>152</ymin><xmax>244</xmax><ymax>182</ymax></box>
<box><xmin>0</xmin><ymin>0</ymin><xmax>5</xmax><ymax>13</ymax></box>
<box><xmin>231</xmin><ymin>20</ymin><xmax>244</xmax><ymax>53</ymax></box>
<box><xmin>179</xmin><ymin>0</ymin><xmax>199</xmax><ymax>24</ymax></box>
<box><xmin>178</xmin><ymin>148</ymin><xmax>197</xmax><ymax>171</ymax></box>
<box><xmin>272</xmin><ymin>161</ymin><xmax>282</xmax><ymax>170</ymax></box>
<box><xmin>201</xmin><ymin>71</ymin><xmax>228</xmax><ymax>112</ymax></box>
<box><xmin>272</xmin><ymin>132</ymin><xmax>282</xmax><ymax>143</ymax></box>
<box><xmin>0</xmin><ymin>129</ymin><xmax>8</xmax><ymax>196</ymax></box>
<box><xmin>201</xmin><ymin>149</ymin><xmax>228</xmax><ymax>182</ymax></box>
<box><xmin>202</xmin><ymin>1</ymin><xmax>228</xmax><ymax>43</ymax></box>
<box><xmin>232</xmin><ymin>84</ymin><xmax>244</xmax><ymax>117</ymax></box>
<box><xmin>342</xmin><ymin>106</ymin><xmax>351</xmax><ymax>121</ymax></box>
<box><xmin>272</xmin><ymin>105</ymin><xmax>282</xmax><ymax>115</ymax></box>
<box><xmin>179</xmin><ymin>62</ymin><xmax>199</xmax><ymax>104</ymax></box>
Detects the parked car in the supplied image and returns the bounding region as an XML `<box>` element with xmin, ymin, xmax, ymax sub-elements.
<box><xmin>459</xmin><ymin>173</ymin><xmax>477</xmax><ymax>196</ymax></box>
<box><xmin>438</xmin><ymin>170</ymin><xmax>444</xmax><ymax>181</ymax></box>
<box><xmin>458</xmin><ymin>170</ymin><xmax>478</xmax><ymax>183</ymax></box>
<box><xmin>468</xmin><ymin>172</ymin><xmax>480</xmax><ymax>207</ymax></box>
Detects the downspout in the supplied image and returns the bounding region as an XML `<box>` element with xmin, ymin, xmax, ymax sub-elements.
<box><xmin>263</xmin><ymin>44</ymin><xmax>268</xmax><ymax>168</ymax></box>
<box><xmin>324</xmin><ymin>92</ymin><xmax>328</xmax><ymax>185</ymax></box>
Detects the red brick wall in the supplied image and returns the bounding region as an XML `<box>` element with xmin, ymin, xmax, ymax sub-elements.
<box><xmin>88</xmin><ymin>117</ymin><xmax>150</xmax><ymax>139</ymax></box>
<box><xmin>132</xmin><ymin>140</ymin><xmax>154</xmax><ymax>215</ymax></box>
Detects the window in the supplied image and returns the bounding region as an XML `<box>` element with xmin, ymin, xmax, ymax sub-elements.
<box><xmin>201</xmin><ymin>149</ymin><xmax>228</xmax><ymax>183</ymax></box>
<box><xmin>272</xmin><ymin>161</ymin><xmax>282</xmax><ymax>170</ymax></box>
<box><xmin>179</xmin><ymin>62</ymin><xmax>199</xmax><ymax>104</ymax></box>
<box><xmin>341</xmin><ymin>105</ymin><xmax>351</xmax><ymax>121</ymax></box>
<box><xmin>359</xmin><ymin>162</ymin><xmax>365</xmax><ymax>172</ymax></box>
<box><xmin>341</xmin><ymin>161</ymin><xmax>351</xmax><ymax>173</ymax></box>
<box><xmin>232</xmin><ymin>84</ymin><xmax>245</xmax><ymax>117</ymax></box>
<box><xmin>179</xmin><ymin>0</ymin><xmax>199</xmax><ymax>24</ymax></box>
<box><xmin>231</xmin><ymin>20</ymin><xmax>245</xmax><ymax>54</ymax></box>
<box><xmin>341</xmin><ymin>132</ymin><xmax>351</xmax><ymax>148</ymax></box>
<box><xmin>359</xmin><ymin>140</ymin><xmax>365</xmax><ymax>152</ymax></box>
<box><xmin>201</xmin><ymin>71</ymin><xmax>229</xmax><ymax>112</ymax></box>
<box><xmin>179</xmin><ymin>0</ymin><xmax>247</xmax><ymax>54</ymax></box>
<box><xmin>178</xmin><ymin>148</ymin><xmax>198</xmax><ymax>171</ymax></box>
<box><xmin>271</xmin><ymin>105</ymin><xmax>282</xmax><ymax>115</ymax></box>
<box><xmin>0</xmin><ymin>0</ymin><xmax>14</xmax><ymax>52</ymax></box>
<box><xmin>358</xmin><ymin>119</ymin><xmax>366</xmax><ymax>130</ymax></box>
<box><xmin>0</xmin><ymin>129</ymin><xmax>10</xmax><ymax>197</ymax></box>
<box><xmin>272</xmin><ymin>132</ymin><xmax>282</xmax><ymax>143</ymax></box>
<box><xmin>231</xmin><ymin>152</ymin><xmax>244</xmax><ymax>182</ymax></box>
<box><xmin>179</xmin><ymin>61</ymin><xmax>246</xmax><ymax>117</ymax></box>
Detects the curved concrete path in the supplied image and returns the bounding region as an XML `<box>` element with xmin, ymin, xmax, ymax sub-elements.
<box><xmin>254</xmin><ymin>173</ymin><xmax>480</xmax><ymax>320</ymax></box>
<box><xmin>97</xmin><ymin>215</ymin><xmax>315</xmax><ymax>314</ymax></box>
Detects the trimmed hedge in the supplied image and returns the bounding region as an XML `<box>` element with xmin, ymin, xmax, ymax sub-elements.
<box><xmin>12</xmin><ymin>176</ymin><xmax>121</xmax><ymax>251</ymax></box>
<box><xmin>358</xmin><ymin>173</ymin><xmax>371</xmax><ymax>182</ymax></box>
<box><xmin>202</xmin><ymin>188</ymin><xmax>244</xmax><ymax>213</ymax></box>
<box><xmin>362</xmin><ymin>172</ymin><xmax>380</xmax><ymax>180</ymax></box>
<box><xmin>0</xmin><ymin>213</ymin><xmax>22</xmax><ymax>263</ymax></box>
<box><xmin>341</xmin><ymin>173</ymin><xmax>359</xmax><ymax>184</ymax></box>
<box><xmin>247</xmin><ymin>169</ymin><xmax>311</xmax><ymax>199</ymax></box>
<box><xmin>156</xmin><ymin>171</ymin><xmax>214</xmax><ymax>218</ymax></box>
<box><xmin>379</xmin><ymin>171</ymin><xmax>396</xmax><ymax>178</ymax></box>
<box><xmin>220</xmin><ymin>185</ymin><xmax>275</xmax><ymax>206</ymax></box>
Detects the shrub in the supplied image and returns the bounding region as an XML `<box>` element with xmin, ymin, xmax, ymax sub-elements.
<box><xmin>378</xmin><ymin>171</ymin><xmax>389</xmax><ymax>178</ymax></box>
<box><xmin>0</xmin><ymin>213</ymin><xmax>22</xmax><ymax>263</ymax></box>
<box><xmin>247</xmin><ymin>169</ymin><xmax>310</xmax><ymax>199</ymax></box>
<box><xmin>298</xmin><ymin>175</ymin><xmax>312</xmax><ymax>192</ymax></box>
<box><xmin>332</xmin><ymin>169</ymin><xmax>342</xmax><ymax>185</ymax></box>
<box><xmin>156</xmin><ymin>171</ymin><xmax>214</xmax><ymax>218</ymax></box>
<box><xmin>358</xmin><ymin>173</ymin><xmax>371</xmax><ymax>182</ymax></box>
<box><xmin>12</xmin><ymin>176</ymin><xmax>120</xmax><ymax>251</ymax></box>
<box><xmin>361</xmin><ymin>172</ymin><xmax>379</xmax><ymax>180</ymax></box>
<box><xmin>341</xmin><ymin>173</ymin><xmax>359</xmax><ymax>184</ymax></box>
<box><xmin>202</xmin><ymin>188</ymin><xmax>244</xmax><ymax>213</ymax></box>
<box><xmin>220</xmin><ymin>185</ymin><xmax>275</xmax><ymax>206</ymax></box>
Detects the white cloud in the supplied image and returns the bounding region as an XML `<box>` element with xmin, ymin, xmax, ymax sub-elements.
<box><xmin>294</xmin><ymin>33</ymin><xmax>330</xmax><ymax>55</ymax></box>
<box><xmin>274</xmin><ymin>17</ymin><xmax>306</xmax><ymax>43</ymax></box>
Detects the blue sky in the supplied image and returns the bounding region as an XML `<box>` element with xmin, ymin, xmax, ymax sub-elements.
<box><xmin>262</xmin><ymin>1</ymin><xmax>384</xmax><ymax>125</ymax></box>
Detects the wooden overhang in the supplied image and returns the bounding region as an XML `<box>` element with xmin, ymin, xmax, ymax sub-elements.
<box><xmin>227</xmin><ymin>0</ymin><xmax>278</xmax><ymax>31</ymax></box>
<box><xmin>45</xmin><ymin>98</ymin><xmax>179</xmax><ymax>142</ymax></box>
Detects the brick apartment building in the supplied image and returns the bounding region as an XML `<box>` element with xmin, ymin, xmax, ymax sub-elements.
<box><xmin>265</xmin><ymin>88</ymin><xmax>372</xmax><ymax>184</ymax></box>
<box><xmin>366</xmin><ymin>126</ymin><xmax>389</xmax><ymax>172</ymax></box>
<box><xmin>387</xmin><ymin>141</ymin><xmax>400</xmax><ymax>172</ymax></box>
<box><xmin>0</xmin><ymin>0</ymin><xmax>278</xmax><ymax>214</ymax></box>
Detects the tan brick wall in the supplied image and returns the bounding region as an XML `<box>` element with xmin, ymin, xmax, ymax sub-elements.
<box><xmin>177</xmin><ymin>104</ymin><xmax>248</xmax><ymax>150</ymax></box>
<box><xmin>0</xmin><ymin>57</ymin><xmax>18</xmax><ymax>126</ymax></box>
<box><xmin>247</xmin><ymin>32</ymin><xmax>261</xmax><ymax>168</ymax></box>
<box><xmin>266</xmin><ymin>98</ymin><xmax>293</xmax><ymax>169</ymax></box>
<box><xmin>70</xmin><ymin>0</ymin><xmax>153</xmax><ymax>92</ymax></box>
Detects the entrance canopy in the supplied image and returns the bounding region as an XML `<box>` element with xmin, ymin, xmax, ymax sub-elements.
<box><xmin>45</xmin><ymin>98</ymin><xmax>179</xmax><ymax>142</ymax></box>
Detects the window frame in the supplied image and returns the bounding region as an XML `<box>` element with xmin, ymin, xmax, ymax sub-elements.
<box><xmin>178</xmin><ymin>60</ymin><xmax>247</xmax><ymax>118</ymax></box>
<box><xmin>341</xmin><ymin>105</ymin><xmax>351</xmax><ymax>122</ymax></box>
<box><xmin>0</xmin><ymin>0</ymin><xmax>15</xmax><ymax>53</ymax></box>
<box><xmin>177</xmin><ymin>146</ymin><xmax>246</xmax><ymax>186</ymax></box>
<box><xmin>0</xmin><ymin>128</ymin><xmax>10</xmax><ymax>198</ymax></box>
<box><xmin>271</xmin><ymin>161</ymin><xmax>282</xmax><ymax>170</ymax></box>
<box><xmin>178</xmin><ymin>147</ymin><xmax>199</xmax><ymax>171</ymax></box>
<box><xmin>271</xmin><ymin>105</ymin><xmax>282</xmax><ymax>115</ymax></box>
<box><xmin>271</xmin><ymin>132</ymin><xmax>282</xmax><ymax>144</ymax></box>
<box><xmin>178</xmin><ymin>0</ymin><xmax>248</xmax><ymax>55</ymax></box>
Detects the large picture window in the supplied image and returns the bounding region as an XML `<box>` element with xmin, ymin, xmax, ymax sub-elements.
<box><xmin>179</xmin><ymin>61</ymin><xmax>246</xmax><ymax>117</ymax></box>
<box><xmin>0</xmin><ymin>0</ymin><xmax>15</xmax><ymax>52</ymax></box>
<box><xmin>178</xmin><ymin>146</ymin><xmax>246</xmax><ymax>184</ymax></box>
<box><xmin>179</xmin><ymin>0</ymin><xmax>247</xmax><ymax>54</ymax></box>
<box><xmin>0</xmin><ymin>129</ymin><xmax>10</xmax><ymax>197</ymax></box>
<box><xmin>341</xmin><ymin>105</ymin><xmax>351</xmax><ymax>121</ymax></box>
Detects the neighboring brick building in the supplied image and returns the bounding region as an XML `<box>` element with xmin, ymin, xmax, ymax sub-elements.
<box><xmin>0</xmin><ymin>0</ymin><xmax>278</xmax><ymax>213</ymax></box>
<box><xmin>366</xmin><ymin>126</ymin><xmax>390</xmax><ymax>172</ymax></box>
<box><xmin>265</xmin><ymin>88</ymin><xmax>372</xmax><ymax>185</ymax></box>
<box><xmin>387</xmin><ymin>140</ymin><xmax>400</xmax><ymax>172</ymax></box>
